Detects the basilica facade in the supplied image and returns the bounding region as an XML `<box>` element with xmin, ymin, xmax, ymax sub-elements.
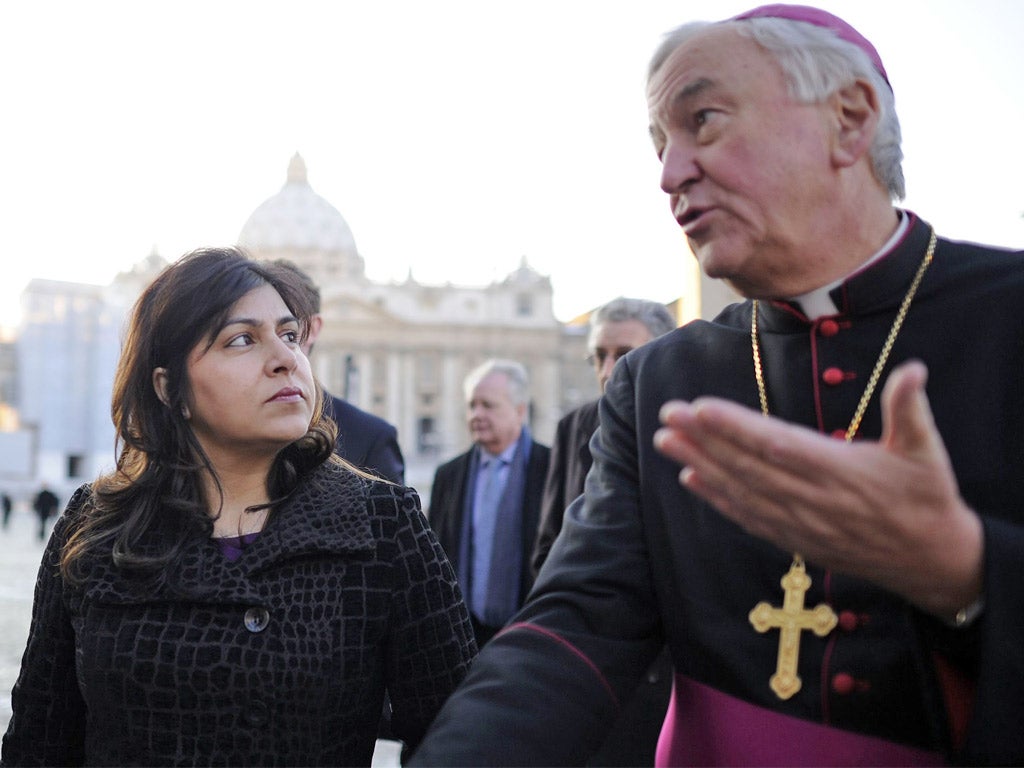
<box><xmin>5</xmin><ymin>154</ymin><xmax>599</xmax><ymax>498</ymax></box>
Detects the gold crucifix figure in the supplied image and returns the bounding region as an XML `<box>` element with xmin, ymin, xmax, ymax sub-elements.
<box><xmin>749</xmin><ymin>557</ymin><xmax>838</xmax><ymax>700</ymax></box>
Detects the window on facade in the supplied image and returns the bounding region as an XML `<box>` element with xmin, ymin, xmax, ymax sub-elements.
<box><xmin>343</xmin><ymin>355</ymin><xmax>361</xmax><ymax>403</ymax></box>
<box><xmin>417</xmin><ymin>417</ymin><xmax>439</xmax><ymax>455</ymax></box>
<box><xmin>67</xmin><ymin>454</ymin><xmax>84</xmax><ymax>478</ymax></box>
<box><xmin>516</xmin><ymin>293</ymin><xmax>533</xmax><ymax>317</ymax></box>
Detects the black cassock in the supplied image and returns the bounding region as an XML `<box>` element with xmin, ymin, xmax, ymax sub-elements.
<box><xmin>412</xmin><ymin>213</ymin><xmax>1024</xmax><ymax>767</ymax></box>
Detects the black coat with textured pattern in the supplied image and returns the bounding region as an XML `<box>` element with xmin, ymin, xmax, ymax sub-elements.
<box><xmin>2</xmin><ymin>461</ymin><xmax>476</xmax><ymax>767</ymax></box>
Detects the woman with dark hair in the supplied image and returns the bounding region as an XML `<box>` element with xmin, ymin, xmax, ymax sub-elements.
<box><xmin>1</xmin><ymin>247</ymin><xmax>475</xmax><ymax>767</ymax></box>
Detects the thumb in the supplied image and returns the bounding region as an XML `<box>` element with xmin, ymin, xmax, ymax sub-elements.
<box><xmin>879</xmin><ymin>360</ymin><xmax>941</xmax><ymax>457</ymax></box>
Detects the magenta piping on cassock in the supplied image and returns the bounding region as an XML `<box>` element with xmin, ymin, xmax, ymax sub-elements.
<box><xmin>498</xmin><ymin>622</ymin><xmax>620</xmax><ymax>706</ymax></box>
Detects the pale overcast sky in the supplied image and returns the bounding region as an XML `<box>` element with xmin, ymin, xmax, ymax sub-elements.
<box><xmin>1</xmin><ymin>0</ymin><xmax>1022</xmax><ymax>330</ymax></box>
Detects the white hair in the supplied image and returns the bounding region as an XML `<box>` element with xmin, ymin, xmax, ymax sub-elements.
<box><xmin>648</xmin><ymin>17</ymin><xmax>905</xmax><ymax>200</ymax></box>
<box><xmin>463</xmin><ymin>359</ymin><xmax>529</xmax><ymax>406</ymax></box>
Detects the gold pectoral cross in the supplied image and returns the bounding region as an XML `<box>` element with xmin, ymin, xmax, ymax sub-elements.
<box><xmin>749</xmin><ymin>557</ymin><xmax>838</xmax><ymax>700</ymax></box>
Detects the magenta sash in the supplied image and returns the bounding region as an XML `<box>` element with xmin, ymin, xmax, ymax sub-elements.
<box><xmin>656</xmin><ymin>674</ymin><xmax>946</xmax><ymax>767</ymax></box>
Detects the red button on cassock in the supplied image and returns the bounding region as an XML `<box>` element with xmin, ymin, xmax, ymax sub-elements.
<box><xmin>819</xmin><ymin>319</ymin><xmax>840</xmax><ymax>337</ymax></box>
<box><xmin>837</xmin><ymin>610</ymin><xmax>859</xmax><ymax>631</ymax></box>
<box><xmin>822</xmin><ymin>367</ymin><xmax>845</xmax><ymax>386</ymax></box>
<box><xmin>831</xmin><ymin>673</ymin><xmax>856</xmax><ymax>695</ymax></box>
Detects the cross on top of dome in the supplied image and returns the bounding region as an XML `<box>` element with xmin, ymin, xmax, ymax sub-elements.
<box><xmin>287</xmin><ymin>152</ymin><xmax>308</xmax><ymax>184</ymax></box>
<box><xmin>237</xmin><ymin>154</ymin><xmax>365</xmax><ymax>283</ymax></box>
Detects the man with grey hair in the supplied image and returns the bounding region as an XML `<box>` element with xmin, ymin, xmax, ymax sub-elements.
<box><xmin>413</xmin><ymin>5</ymin><xmax>1023</xmax><ymax>765</ymax></box>
<box><xmin>428</xmin><ymin>359</ymin><xmax>550</xmax><ymax>647</ymax></box>
<box><xmin>533</xmin><ymin>297</ymin><xmax>676</xmax><ymax>575</ymax></box>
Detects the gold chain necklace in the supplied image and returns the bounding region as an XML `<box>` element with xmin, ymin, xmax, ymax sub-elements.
<box><xmin>747</xmin><ymin>228</ymin><xmax>937</xmax><ymax>700</ymax></box>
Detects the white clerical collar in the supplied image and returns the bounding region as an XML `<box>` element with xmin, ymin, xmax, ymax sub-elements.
<box><xmin>790</xmin><ymin>212</ymin><xmax>910</xmax><ymax>320</ymax></box>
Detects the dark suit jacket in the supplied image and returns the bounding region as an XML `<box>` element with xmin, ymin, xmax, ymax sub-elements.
<box><xmin>428</xmin><ymin>437</ymin><xmax>550</xmax><ymax>641</ymax></box>
<box><xmin>531</xmin><ymin>399</ymin><xmax>599</xmax><ymax>576</ymax></box>
<box><xmin>325</xmin><ymin>392</ymin><xmax>405</xmax><ymax>485</ymax></box>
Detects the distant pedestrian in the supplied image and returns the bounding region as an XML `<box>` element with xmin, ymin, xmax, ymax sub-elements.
<box><xmin>1</xmin><ymin>492</ymin><xmax>12</xmax><ymax>530</ymax></box>
<box><xmin>31</xmin><ymin>486</ymin><xmax>58</xmax><ymax>541</ymax></box>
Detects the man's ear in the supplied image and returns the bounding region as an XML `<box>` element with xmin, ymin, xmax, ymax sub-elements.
<box><xmin>303</xmin><ymin>314</ymin><xmax>324</xmax><ymax>356</ymax></box>
<box><xmin>830</xmin><ymin>78</ymin><xmax>880</xmax><ymax>168</ymax></box>
<box><xmin>153</xmin><ymin>367</ymin><xmax>171</xmax><ymax>407</ymax></box>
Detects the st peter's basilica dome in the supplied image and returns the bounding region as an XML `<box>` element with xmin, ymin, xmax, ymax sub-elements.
<box><xmin>238</xmin><ymin>153</ymin><xmax>366</xmax><ymax>282</ymax></box>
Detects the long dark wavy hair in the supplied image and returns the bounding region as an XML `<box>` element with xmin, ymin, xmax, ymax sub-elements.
<box><xmin>61</xmin><ymin>247</ymin><xmax>338</xmax><ymax>584</ymax></box>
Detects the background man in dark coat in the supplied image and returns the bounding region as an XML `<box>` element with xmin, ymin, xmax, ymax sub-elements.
<box><xmin>428</xmin><ymin>359</ymin><xmax>550</xmax><ymax>647</ymax></box>
<box><xmin>532</xmin><ymin>296</ymin><xmax>677</xmax><ymax>575</ymax></box>
<box><xmin>270</xmin><ymin>260</ymin><xmax>404</xmax><ymax>484</ymax></box>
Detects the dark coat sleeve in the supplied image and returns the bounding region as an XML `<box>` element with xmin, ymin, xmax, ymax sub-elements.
<box><xmin>329</xmin><ymin>395</ymin><xmax>406</xmax><ymax>485</ymax></box>
<box><xmin>410</xmin><ymin>369</ymin><xmax>662</xmax><ymax>766</ymax></box>
<box><xmin>520</xmin><ymin>441</ymin><xmax>551</xmax><ymax>593</ymax></box>
<box><xmin>359</xmin><ymin>422</ymin><xmax>405</xmax><ymax>486</ymax></box>
<box><xmin>2</xmin><ymin>491</ymin><xmax>89</xmax><ymax>767</ymax></box>
<box><xmin>532</xmin><ymin>402</ymin><xmax>598</xmax><ymax>577</ymax></box>
<box><xmin>426</xmin><ymin>454</ymin><xmax>470</xmax><ymax>572</ymax></box>
<box><xmin>532</xmin><ymin>413</ymin><xmax>575</xmax><ymax>577</ymax></box>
